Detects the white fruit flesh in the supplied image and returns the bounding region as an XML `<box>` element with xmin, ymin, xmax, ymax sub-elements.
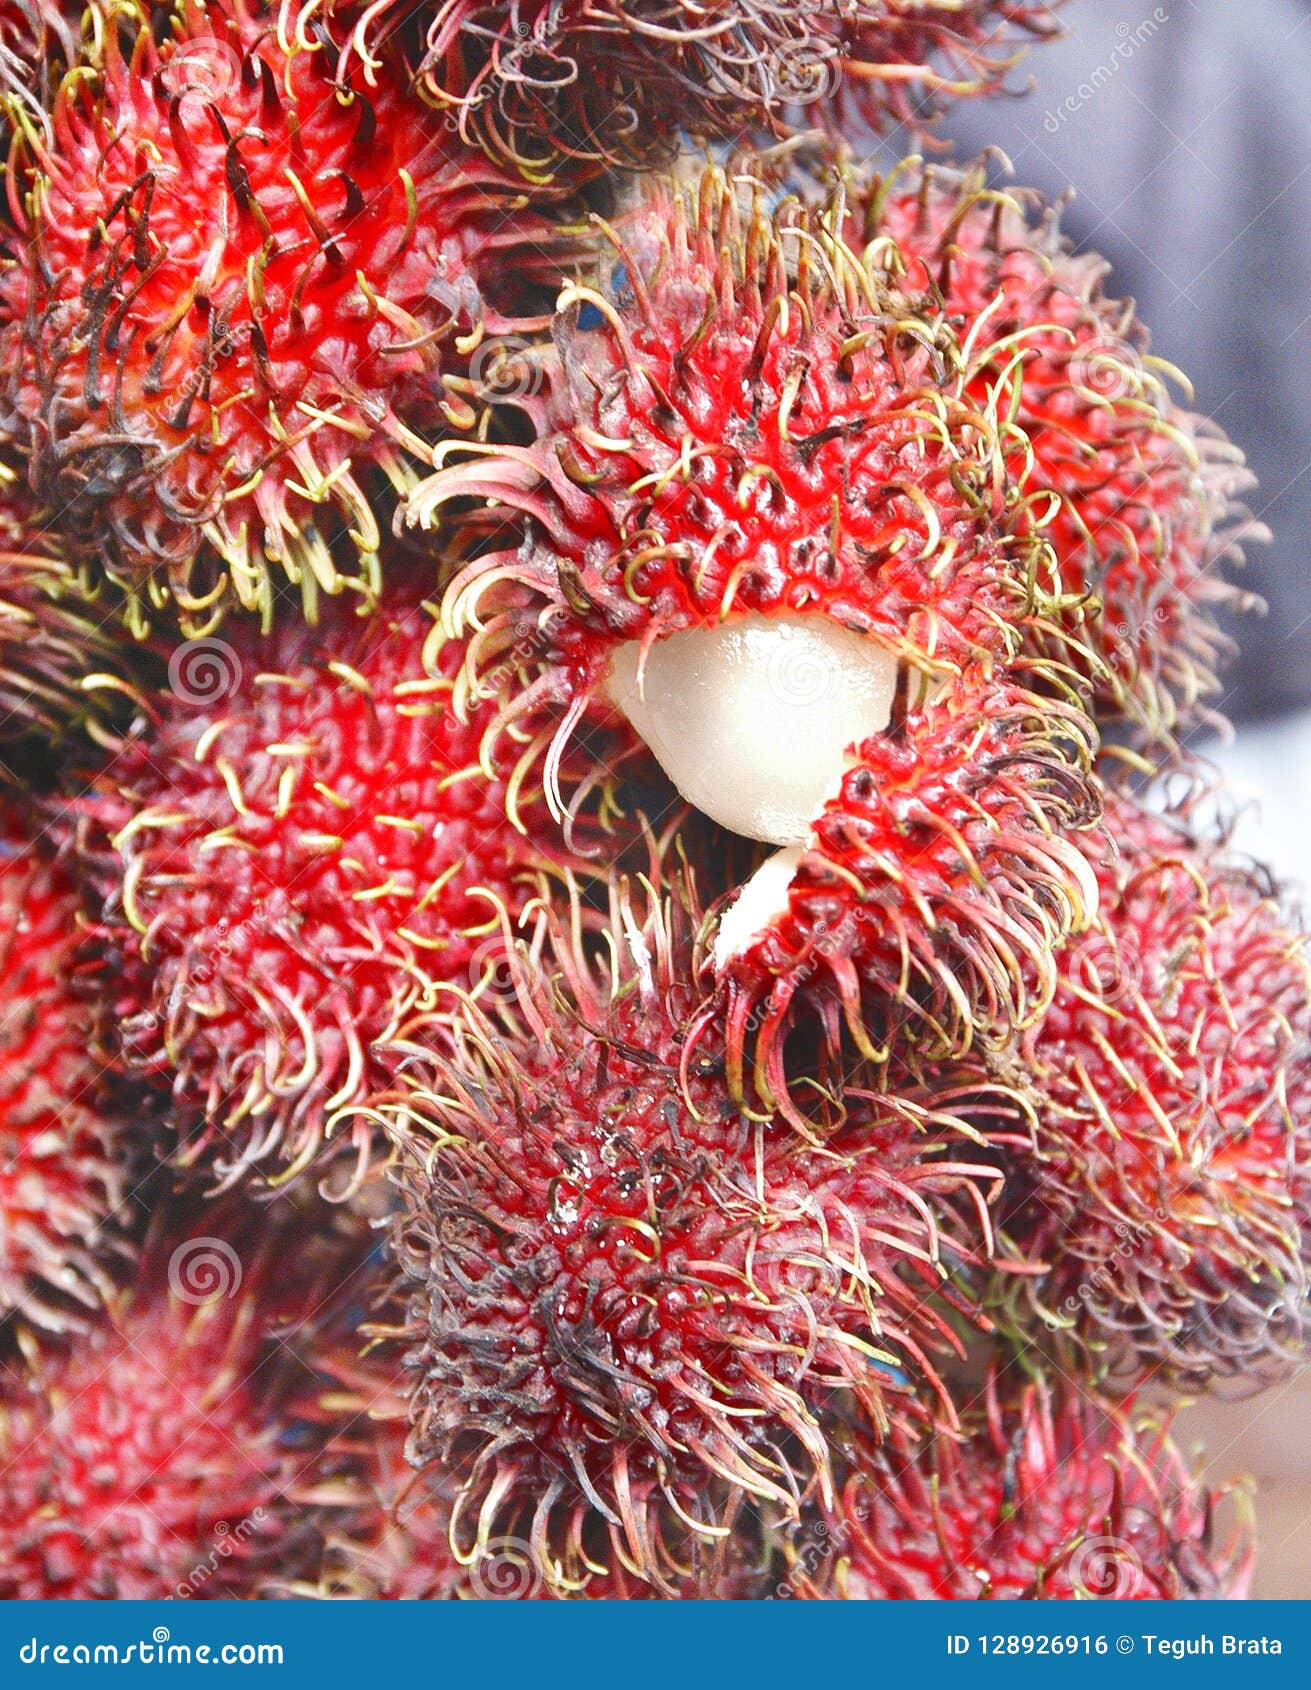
<box><xmin>606</xmin><ymin>614</ymin><xmax>898</xmax><ymax>847</ymax></box>
<box><xmin>711</xmin><ymin>846</ymin><xmax>805</xmax><ymax>969</ymax></box>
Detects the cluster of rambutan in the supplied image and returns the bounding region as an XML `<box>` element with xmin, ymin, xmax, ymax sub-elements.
<box><xmin>0</xmin><ymin>0</ymin><xmax>1303</xmax><ymax>1602</ymax></box>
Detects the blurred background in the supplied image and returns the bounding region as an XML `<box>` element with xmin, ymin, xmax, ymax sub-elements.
<box><xmin>933</xmin><ymin>0</ymin><xmax>1311</xmax><ymax>1599</ymax></box>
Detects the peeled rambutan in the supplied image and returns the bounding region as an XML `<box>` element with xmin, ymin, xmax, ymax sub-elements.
<box><xmin>0</xmin><ymin>1218</ymin><xmax>319</xmax><ymax>1598</ymax></box>
<box><xmin>786</xmin><ymin>1376</ymin><xmax>1252</xmax><ymax>1599</ymax></box>
<box><xmin>0</xmin><ymin>797</ymin><xmax>125</xmax><ymax>1329</ymax></box>
<box><xmin>411</xmin><ymin>164</ymin><xmax>1102</xmax><ymax>1108</ymax></box>
<box><xmin>69</xmin><ymin>568</ymin><xmax>582</xmax><ymax>1190</ymax></box>
<box><xmin>0</xmin><ymin>0</ymin><xmax>560</xmax><ymax>632</ymax></box>
<box><xmin>831</xmin><ymin>158</ymin><xmax>1261</xmax><ymax>738</ymax></box>
<box><xmin>992</xmin><ymin>786</ymin><xmax>1311</xmax><ymax>1383</ymax></box>
<box><xmin>321</xmin><ymin>2</ymin><xmax>1060</xmax><ymax>177</ymax></box>
<box><xmin>381</xmin><ymin>868</ymin><xmax>1007</xmax><ymax>1596</ymax></box>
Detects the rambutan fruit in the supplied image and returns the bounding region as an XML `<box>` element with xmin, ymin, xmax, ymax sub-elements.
<box><xmin>70</xmin><ymin>568</ymin><xmax>584</xmax><ymax>1191</ymax></box>
<box><xmin>0</xmin><ymin>0</ymin><xmax>562</xmax><ymax>633</ymax></box>
<box><xmin>380</xmin><ymin>869</ymin><xmax>1009</xmax><ymax>1596</ymax></box>
<box><xmin>786</xmin><ymin>1376</ymin><xmax>1253</xmax><ymax>1599</ymax></box>
<box><xmin>410</xmin><ymin>164</ymin><xmax>1102</xmax><ymax>1107</ymax></box>
<box><xmin>0</xmin><ymin>797</ymin><xmax>126</xmax><ymax>1330</ymax></box>
<box><xmin>299</xmin><ymin>1341</ymin><xmax>773</xmax><ymax>1598</ymax></box>
<box><xmin>991</xmin><ymin>786</ymin><xmax>1311</xmax><ymax>1384</ymax></box>
<box><xmin>321</xmin><ymin>2</ymin><xmax>1061</xmax><ymax>178</ymax></box>
<box><xmin>832</xmin><ymin>158</ymin><xmax>1260</xmax><ymax>738</ymax></box>
<box><xmin>0</xmin><ymin>1217</ymin><xmax>321</xmax><ymax>1598</ymax></box>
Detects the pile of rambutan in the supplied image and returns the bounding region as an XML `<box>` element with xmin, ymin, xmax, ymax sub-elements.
<box><xmin>0</xmin><ymin>0</ymin><xmax>1302</xmax><ymax>1602</ymax></box>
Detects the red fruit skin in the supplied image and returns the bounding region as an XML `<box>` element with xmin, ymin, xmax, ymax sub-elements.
<box><xmin>323</xmin><ymin>2</ymin><xmax>1061</xmax><ymax>173</ymax></box>
<box><xmin>995</xmin><ymin>789</ymin><xmax>1311</xmax><ymax>1383</ymax></box>
<box><xmin>0</xmin><ymin>801</ymin><xmax>124</xmax><ymax>1328</ymax></box>
<box><xmin>416</xmin><ymin>167</ymin><xmax>1102</xmax><ymax>1104</ymax></box>
<box><xmin>0</xmin><ymin>1268</ymin><xmax>299</xmax><ymax>1598</ymax></box>
<box><xmin>297</xmin><ymin>1344</ymin><xmax>770</xmax><ymax>1600</ymax></box>
<box><xmin>431</xmin><ymin>175</ymin><xmax>1044</xmax><ymax>674</ymax></box>
<box><xmin>71</xmin><ymin>573</ymin><xmax>572</xmax><ymax>1188</ymax></box>
<box><xmin>842</xmin><ymin>160</ymin><xmax>1258</xmax><ymax>736</ymax></box>
<box><xmin>792</xmin><ymin>1380</ymin><xmax>1252</xmax><ymax>1600</ymax></box>
<box><xmin>387</xmin><ymin>878</ymin><xmax>1004</xmax><ymax>1595</ymax></box>
<box><xmin>315</xmin><ymin>1407</ymin><xmax>767</xmax><ymax>1599</ymax></box>
<box><xmin>707</xmin><ymin>663</ymin><xmax>1099</xmax><ymax>1107</ymax></box>
<box><xmin>0</xmin><ymin>0</ymin><xmax>559</xmax><ymax>629</ymax></box>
